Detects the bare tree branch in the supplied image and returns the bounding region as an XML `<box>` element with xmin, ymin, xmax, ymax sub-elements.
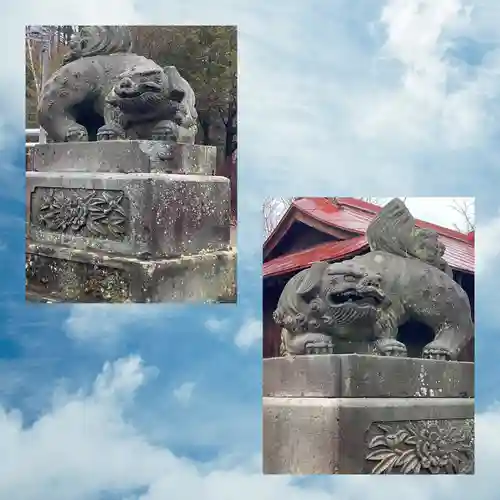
<box><xmin>263</xmin><ymin>197</ymin><xmax>293</xmax><ymax>237</ymax></box>
<box><xmin>359</xmin><ymin>197</ymin><xmax>382</xmax><ymax>205</ymax></box>
<box><xmin>26</xmin><ymin>38</ymin><xmax>40</xmax><ymax>99</ymax></box>
<box><xmin>449</xmin><ymin>199</ymin><xmax>475</xmax><ymax>233</ymax></box>
<box><xmin>359</xmin><ymin>197</ymin><xmax>406</xmax><ymax>205</ymax></box>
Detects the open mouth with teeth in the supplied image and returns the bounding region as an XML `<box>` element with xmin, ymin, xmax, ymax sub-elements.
<box><xmin>115</xmin><ymin>81</ymin><xmax>163</xmax><ymax>98</ymax></box>
<box><xmin>320</xmin><ymin>286</ymin><xmax>387</xmax><ymax>328</ymax></box>
<box><xmin>327</xmin><ymin>288</ymin><xmax>385</xmax><ymax>308</ymax></box>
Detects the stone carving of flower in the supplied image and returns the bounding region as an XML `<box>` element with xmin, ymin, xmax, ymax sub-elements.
<box><xmin>38</xmin><ymin>189</ymin><xmax>126</xmax><ymax>240</ymax></box>
<box><xmin>87</xmin><ymin>191</ymin><xmax>126</xmax><ymax>238</ymax></box>
<box><xmin>366</xmin><ymin>419</ymin><xmax>473</xmax><ymax>474</ymax></box>
<box><xmin>40</xmin><ymin>190</ymin><xmax>93</xmax><ymax>232</ymax></box>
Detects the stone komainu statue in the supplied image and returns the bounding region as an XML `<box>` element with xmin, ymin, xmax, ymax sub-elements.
<box><xmin>38</xmin><ymin>26</ymin><xmax>198</xmax><ymax>143</ymax></box>
<box><xmin>274</xmin><ymin>198</ymin><xmax>474</xmax><ymax>361</ymax></box>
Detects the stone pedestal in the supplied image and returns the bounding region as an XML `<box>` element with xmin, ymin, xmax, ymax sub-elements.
<box><xmin>26</xmin><ymin>141</ymin><xmax>236</xmax><ymax>303</ymax></box>
<box><xmin>263</xmin><ymin>354</ymin><xmax>474</xmax><ymax>474</ymax></box>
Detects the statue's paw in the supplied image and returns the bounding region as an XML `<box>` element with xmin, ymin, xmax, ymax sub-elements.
<box><xmin>374</xmin><ymin>339</ymin><xmax>407</xmax><ymax>357</ymax></box>
<box><xmin>422</xmin><ymin>342</ymin><xmax>452</xmax><ymax>361</ymax></box>
<box><xmin>151</xmin><ymin>120</ymin><xmax>179</xmax><ymax>142</ymax></box>
<box><xmin>97</xmin><ymin>125</ymin><xmax>126</xmax><ymax>141</ymax></box>
<box><xmin>65</xmin><ymin>125</ymin><xmax>88</xmax><ymax>142</ymax></box>
<box><xmin>304</xmin><ymin>340</ymin><xmax>334</xmax><ymax>355</ymax></box>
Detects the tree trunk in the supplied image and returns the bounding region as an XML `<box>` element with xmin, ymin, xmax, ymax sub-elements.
<box><xmin>198</xmin><ymin>115</ymin><xmax>211</xmax><ymax>146</ymax></box>
<box><xmin>224</xmin><ymin>103</ymin><xmax>237</xmax><ymax>158</ymax></box>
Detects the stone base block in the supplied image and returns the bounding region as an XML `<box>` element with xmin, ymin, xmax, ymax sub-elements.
<box><xmin>263</xmin><ymin>355</ymin><xmax>474</xmax><ymax>475</ymax></box>
<box><xmin>28</xmin><ymin>140</ymin><xmax>217</xmax><ymax>175</ymax></box>
<box><xmin>27</xmin><ymin>171</ymin><xmax>230</xmax><ymax>259</ymax></box>
<box><xmin>26</xmin><ymin>242</ymin><xmax>236</xmax><ymax>303</ymax></box>
<box><xmin>264</xmin><ymin>354</ymin><xmax>474</xmax><ymax>398</ymax></box>
<box><xmin>263</xmin><ymin>397</ymin><xmax>474</xmax><ymax>475</ymax></box>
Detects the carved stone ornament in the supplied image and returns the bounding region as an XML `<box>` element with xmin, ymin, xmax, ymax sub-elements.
<box><xmin>37</xmin><ymin>189</ymin><xmax>127</xmax><ymax>240</ymax></box>
<box><xmin>37</xmin><ymin>25</ymin><xmax>198</xmax><ymax>143</ymax></box>
<box><xmin>274</xmin><ymin>198</ymin><xmax>474</xmax><ymax>360</ymax></box>
<box><xmin>366</xmin><ymin>419</ymin><xmax>474</xmax><ymax>474</ymax></box>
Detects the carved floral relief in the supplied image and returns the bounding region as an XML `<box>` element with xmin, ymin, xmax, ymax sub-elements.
<box><xmin>366</xmin><ymin>419</ymin><xmax>474</xmax><ymax>474</ymax></box>
<box><xmin>36</xmin><ymin>188</ymin><xmax>128</xmax><ymax>240</ymax></box>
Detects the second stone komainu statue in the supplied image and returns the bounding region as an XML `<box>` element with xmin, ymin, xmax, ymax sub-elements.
<box><xmin>273</xmin><ymin>198</ymin><xmax>474</xmax><ymax>360</ymax></box>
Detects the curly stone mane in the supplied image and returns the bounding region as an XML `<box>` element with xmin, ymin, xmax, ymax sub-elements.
<box><xmin>64</xmin><ymin>26</ymin><xmax>133</xmax><ymax>63</ymax></box>
<box><xmin>366</xmin><ymin>198</ymin><xmax>450</xmax><ymax>275</ymax></box>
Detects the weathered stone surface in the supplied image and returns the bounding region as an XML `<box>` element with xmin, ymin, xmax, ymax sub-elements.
<box><xmin>263</xmin><ymin>397</ymin><xmax>474</xmax><ymax>474</ymax></box>
<box><xmin>27</xmin><ymin>171</ymin><xmax>230</xmax><ymax>259</ymax></box>
<box><xmin>28</xmin><ymin>141</ymin><xmax>217</xmax><ymax>175</ymax></box>
<box><xmin>263</xmin><ymin>354</ymin><xmax>474</xmax><ymax>398</ymax></box>
<box><xmin>26</xmin><ymin>242</ymin><xmax>236</xmax><ymax>303</ymax></box>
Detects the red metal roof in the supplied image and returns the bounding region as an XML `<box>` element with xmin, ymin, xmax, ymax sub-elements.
<box><xmin>263</xmin><ymin>198</ymin><xmax>474</xmax><ymax>276</ymax></box>
<box><xmin>293</xmin><ymin>198</ymin><xmax>472</xmax><ymax>243</ymax></box>
<box><xmin>263</xmin><ymin>235</ymin><xmax>368</xmax><ymax>277</ymax></box>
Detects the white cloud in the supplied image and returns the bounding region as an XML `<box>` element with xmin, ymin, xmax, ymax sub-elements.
<box><xmin>205</xmin><ymin>317</ymin><xmax>231</xmax><ymax>334</ymax></box>
<box><xmin>64</xmin><ymin>304</ymin><xmax>181</xmax><ymax>347</ymax></box>
<box><xmin>237</xmin><ymin>0</ymin><xmax>500</xmax><ymax>197</ymax></box>
<box><xmin>234</xmin><ymin>318</ymin><xmax>262</xmax><ymax>349</ymax></box>
<box><xmin>0</xmin><ymin>356</ymin><xmax>498</xmax><ymax>500</ymax></box>
<box><xmin>476</xmin><ymin>211</ymin><xmax>500</xmax><ymax>275</ymax></box>
<box><xmin>173</xmin><ymin>382</ymin><xmax>196</xmax><ymax>405</ymax></box>
<box><xmin>91</xmin><ymin>356</ymin><xmax>157</xmax><ymax>405</ymax></box>
<box><xmin>204</xmin><ymin>317</ymin><xmax>237</xmax><ymax>345</ymax></box>
<box><xmin>205</xmin><ymin>317</ymin><xmax>261</xmax><ymax>349</ymax></box>
<box><xmin>363</xmin><ymin>0</ymin><xmax>495</xmax><ymax>149</ymax></box>
<box><xmin>0</xmin><ymin>357</ymin><xmax>173</xmax><ymax>500</ymax></box>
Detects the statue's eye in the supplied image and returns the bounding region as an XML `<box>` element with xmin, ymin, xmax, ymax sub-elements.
<box><xmin>344</xmin><ymin>275</ymin><xmax>356</xmax><ymax>282</ymax></box>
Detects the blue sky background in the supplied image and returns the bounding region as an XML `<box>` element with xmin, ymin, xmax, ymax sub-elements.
<box><xmin>1</xmin><ymin>0</ymin><xmax>500</xmax><ymax>499</ymax></box>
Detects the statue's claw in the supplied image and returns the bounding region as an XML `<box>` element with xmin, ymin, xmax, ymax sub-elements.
<box><xmin>65</xmin><ymin>125</ymin><xmax>89</xmax><ymax>142</ymax></box>
<box><xmin>374</xmin><ymin>338</ymin><xmax>407</xmax><ymax>357</ymax></box>
<box><xmin>304</xmin><ymin>340</ymin><xmax>334</xmax><ymax>355</ymax></box>
<box><xmin>97</xmin><ymin>124</ymin><xmax>126</xmax><ymax>141</ymax></box>
<box><xmin>422</xmin><ymin>342</ymin><xmax>452</xmax><ymax>361</ymax></box>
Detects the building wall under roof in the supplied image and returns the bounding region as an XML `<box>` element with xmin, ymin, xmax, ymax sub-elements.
<box><xmin>265</xmin><ymin>221</ymin><xmax>341</xmax><ymax>261</ymax></box>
